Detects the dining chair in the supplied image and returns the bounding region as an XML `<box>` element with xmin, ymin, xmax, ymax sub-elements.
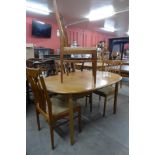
<box><xmin>93</xmin><ymin>60</ymin><xmax>122</xmax><ymax>116</ymax></box>
<box><xmin>26</xmin><ymin>68</ymin><xmax>81</xmax><ymax>149</ymax></box>
<box><xmin>120</xmin><ymin>63</ymin><xmax>129</xmax><ymax>87</ymax></box>
<box><xmin>53</xmin><ymin>0</ymin><xmax>97</xmax><ymax>84</ymax></box>
<box><xmin>104</xmin><ymin>60</ymin><xmax>122</xmax><ymax>74</ymax></box>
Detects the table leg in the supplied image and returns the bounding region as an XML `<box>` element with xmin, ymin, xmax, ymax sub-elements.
<box><xmin>68</xmin><ymin>94</ymin><xmax>74</xmax><ymax>145</ymax></box>
<box><xmin>92</xmin><ymin>53</ymin><xmax>97</xmax><ymax>84</ymax></box>
<box><xmin>113</xmin><ymin>82</ymin><xmax>118</xmax><ymax>114</ymax></box>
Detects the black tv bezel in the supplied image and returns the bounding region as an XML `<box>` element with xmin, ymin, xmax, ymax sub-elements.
<box><xmin>32</xmin><ymin>20</ymin><xmax>52</xmax><ymax>38</ymax></box>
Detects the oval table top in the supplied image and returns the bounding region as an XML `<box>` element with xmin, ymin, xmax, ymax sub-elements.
<box><xmin>44</xmin><ymin>70</ymin><xmax>122</xmax><ymax>94</ymax></box>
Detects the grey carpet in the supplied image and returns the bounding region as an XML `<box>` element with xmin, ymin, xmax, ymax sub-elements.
<box><xmin>26</xmin><ymin>79</ymin><xmax>129</xmax><ymax>155</ymax></box>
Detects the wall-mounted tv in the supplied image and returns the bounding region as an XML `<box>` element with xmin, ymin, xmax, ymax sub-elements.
<box><xmin>32</xmin><ymin>20</ymin><xmax>52</xmax><ymax>38</ymax></box>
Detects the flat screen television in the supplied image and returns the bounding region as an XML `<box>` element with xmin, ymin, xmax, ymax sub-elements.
<box><xmin>32</xmin><ymin>20</ymin><xmax>51</xmax><ymax>38</ymax></box>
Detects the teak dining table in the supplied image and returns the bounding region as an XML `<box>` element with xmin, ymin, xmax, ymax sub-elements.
<box><xmin>44</xmin><ymin>70</ymin><xmax>122</xmax><ymax>145</ymax></box>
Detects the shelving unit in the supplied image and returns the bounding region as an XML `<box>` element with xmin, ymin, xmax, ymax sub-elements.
<box><xmin>34</xmin><ymin>48</ymin><xmax>54</xmax><ymax>58</ymax></box>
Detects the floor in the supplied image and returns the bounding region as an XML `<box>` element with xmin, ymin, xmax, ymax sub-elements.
<box><xmin>26</xmin><ymin>79</ymin><xmax>129</xmax><ymax>155</ymax></box>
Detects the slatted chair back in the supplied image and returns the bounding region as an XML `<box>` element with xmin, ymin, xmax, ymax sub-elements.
<box><xmin>104</xmin><ymin>60</ymin><xmax>122</xmax><ymax>75</ymax></box>
<box><xmin>26</xmin><ymin>59</ymin><xmax>34</xmax><ymax>68</ymax></box>
<box><xmin>26</xmin><ymin>68</ymin><xmax>53</xmax><ymax>122</ymax></box>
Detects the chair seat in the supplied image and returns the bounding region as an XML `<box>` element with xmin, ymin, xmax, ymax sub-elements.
<box><xmin>51</xmin><ymin>96</ymin><xmax>80</xmax><ymax>116</ymax></box>
<box><xmin>94</xmin><ymin>85</ymin><xmax>115</xmax><ymax>96</ymax></box>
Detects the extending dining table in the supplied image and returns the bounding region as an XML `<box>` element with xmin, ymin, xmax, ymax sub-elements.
<box><xmin>44</xmin><ymin>70</ymin><xmax>122</xmax><ymax>145</ymax></box>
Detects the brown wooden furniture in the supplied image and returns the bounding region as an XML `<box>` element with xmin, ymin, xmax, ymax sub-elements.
<box><xmin>122</xmin><ymin>60</ymin><xmax>129</xmax><ymax>65</ymax></box>
<box><xmin>120</xmin><ymin>64</ymin><xmax>129</xmax><ymax>87</ymax></box>
<box><xmin>53</xmin><ymin>0</ymin><xmax>97</xmax><ymax>83</ymax></box>
<box><xmin>120</xmin><ymin>65</ymin><xmax>129</xmax><ymax>77</ymax></box>
<box><xmin>55</xmin><ymin>60</ymin><xmax>76</xmax><ymax>74</ymax></box>
<box><xmin>75</xmin><ymin>62</ymin><xmax>103</xmax><ymax>70</ymax></box>
<box><xmin>93</xmin><ymin>60</ymin><xmax>122</xmax><ymax>116</ymax></box>
<box><xmin>44</xmin><ymin>70</ymin><xmax>122</xmax><ymax>145</ymax></box>
<box><xmin>75</xmin><ymin>60</ymin><xmax>127</xmax><ymax>71</ymax></box>
<box><xmin>26</xmin><ymin>58</ymin><xmax>58</xmax><ymax>76</ymax></box>
<box><xmin>26</xmin><ymin>68</ymin><xmax>81</xmax><ymax>149</ymax></box>
<box><xmin>104</xmin><ymin>60</ymin><xmax>122</xmax><ymax>73</ymax></box>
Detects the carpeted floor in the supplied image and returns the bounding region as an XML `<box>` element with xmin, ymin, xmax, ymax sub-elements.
<box><xmin>26</xmin><ymin>78</ymin><xmax>129</xmax><ymax>155</ymax></box>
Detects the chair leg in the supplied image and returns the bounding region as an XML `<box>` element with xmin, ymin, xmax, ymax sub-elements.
<box><xmin>49</xmin><ymin>125</ymin><xmax>55</xmax><ymax>149</ymax></box>
<box><xmin>35</xmin><ymin>108</ymin><xmax>40</xmax><ymax>130</ymax></box>
<box><xmin>89</xmin><ymin>93</ymin><xmax>92</xmax><ymax>112</ymax></box>
<box><xmin>113</xmin><ymin>82</ymin><xmax>118</xmax><ymax>114</ymax></box>
<box><xmin>85</xmin><ymin>96</ymin><xmax>88</xmax><ymax>107</ymax></box>
<box><xmin>103</xmin><ymin>97</ymin><xmax>107</xmax><ymax>117</ymax></box>
<box><xmin>78</xmin><ymin>107</ymin><xmax>82</xmax><ymax>133</ymax></box>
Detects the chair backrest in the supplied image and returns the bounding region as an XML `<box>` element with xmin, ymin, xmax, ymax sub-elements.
<box><xmin>26</xmin><ymin>59</ymin><xmax>34</xmax><ymax>68</ymax></box>
<box><xmin>26</xmin><ymin>58</ymin><xmax>42</xmax><ymax>68</ymax></box>
<box><xmin>53</xmin><ymin>0</ymin><xmax>97</xmax><ymax>84</ymax></box>
<box><xmin>104</xmin><ymin>60</ymin><xmax>122</xmax><ymax>74</ymax></box>
<box><xmin>53</xmin><ymin>0</ymin><xmax>68</xmax><ymax>48</ymax></box>
<box><xmin>26</xmin><ymin>68</ymin><xmax>53</xmax><ymax>121</ymax></box>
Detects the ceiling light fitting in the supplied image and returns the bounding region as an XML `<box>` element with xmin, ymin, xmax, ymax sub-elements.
<box><xmin>86</xmin><ymin>5</ymin><xmax>115</xmax><ymax>21</ymax></box>
<box><xmin>100</xmin><ymin>27</ymin><xmax>115</xmax><ymax>32</ymax></box>
<box><xmin>26</xmin><ymin>1</ymin><xmax>51</xmax><ymax>15</ymax></box>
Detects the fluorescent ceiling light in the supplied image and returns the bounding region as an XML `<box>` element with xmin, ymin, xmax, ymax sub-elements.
<box><xmin>126</xmin><ymin>30</ymin><xmax>129</xmax><ymax>35</ymax></box>
<box><xmin>86</xmin><ymin>5</ymin><xmax>115</xmax><ymax>21</ymax></box>
<box><xmin>100</xmin><ymin>27</ymin><xmax>115</xmax><ymax>32</ymax></box>
<box><xmin>27</xmin><ymin>7</ymin><xmax>50</xmax><ymax>15</ymax></box>
<box><xmin>101</xmin><ymin>19</ymin><xmax>116</xmax><ymax>32</ymax></box>
<box><xmin>26</xmin><ymin>1</ymin><xmax>51</xmax><ymax>15</ymax></box>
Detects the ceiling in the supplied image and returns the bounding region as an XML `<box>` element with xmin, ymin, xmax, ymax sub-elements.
<box><xmin>26</xmin><ymin>0</ymin><xmax>129</xmax><ymax>37</ymax></box>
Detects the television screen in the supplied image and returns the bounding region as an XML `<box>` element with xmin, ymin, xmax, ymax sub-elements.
<box><xmin>32</xmin><ymin>20</ymin><xmax>51</xmax><ymax>38</ymax></box>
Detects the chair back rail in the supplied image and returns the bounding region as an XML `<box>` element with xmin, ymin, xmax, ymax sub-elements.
<box><xmin>104</xmin><ymin>60</ymin><xmax>122</xmax><ymax>74</ymax></box>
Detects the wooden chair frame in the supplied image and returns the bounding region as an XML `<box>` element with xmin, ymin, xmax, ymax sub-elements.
<box><xmin>53</xmin><ymin>0</ymin><xmax>97</xmax><ymax>83</ymax></box>
<box><xmin>26</xmin><ymin>68</ymin><xmax>81</xmax><ymax>149</ymax></box>
<box><xmin>93</xmin><ymin>60</ymin><xmax>122</xmax><ymax>116</ymax></box>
